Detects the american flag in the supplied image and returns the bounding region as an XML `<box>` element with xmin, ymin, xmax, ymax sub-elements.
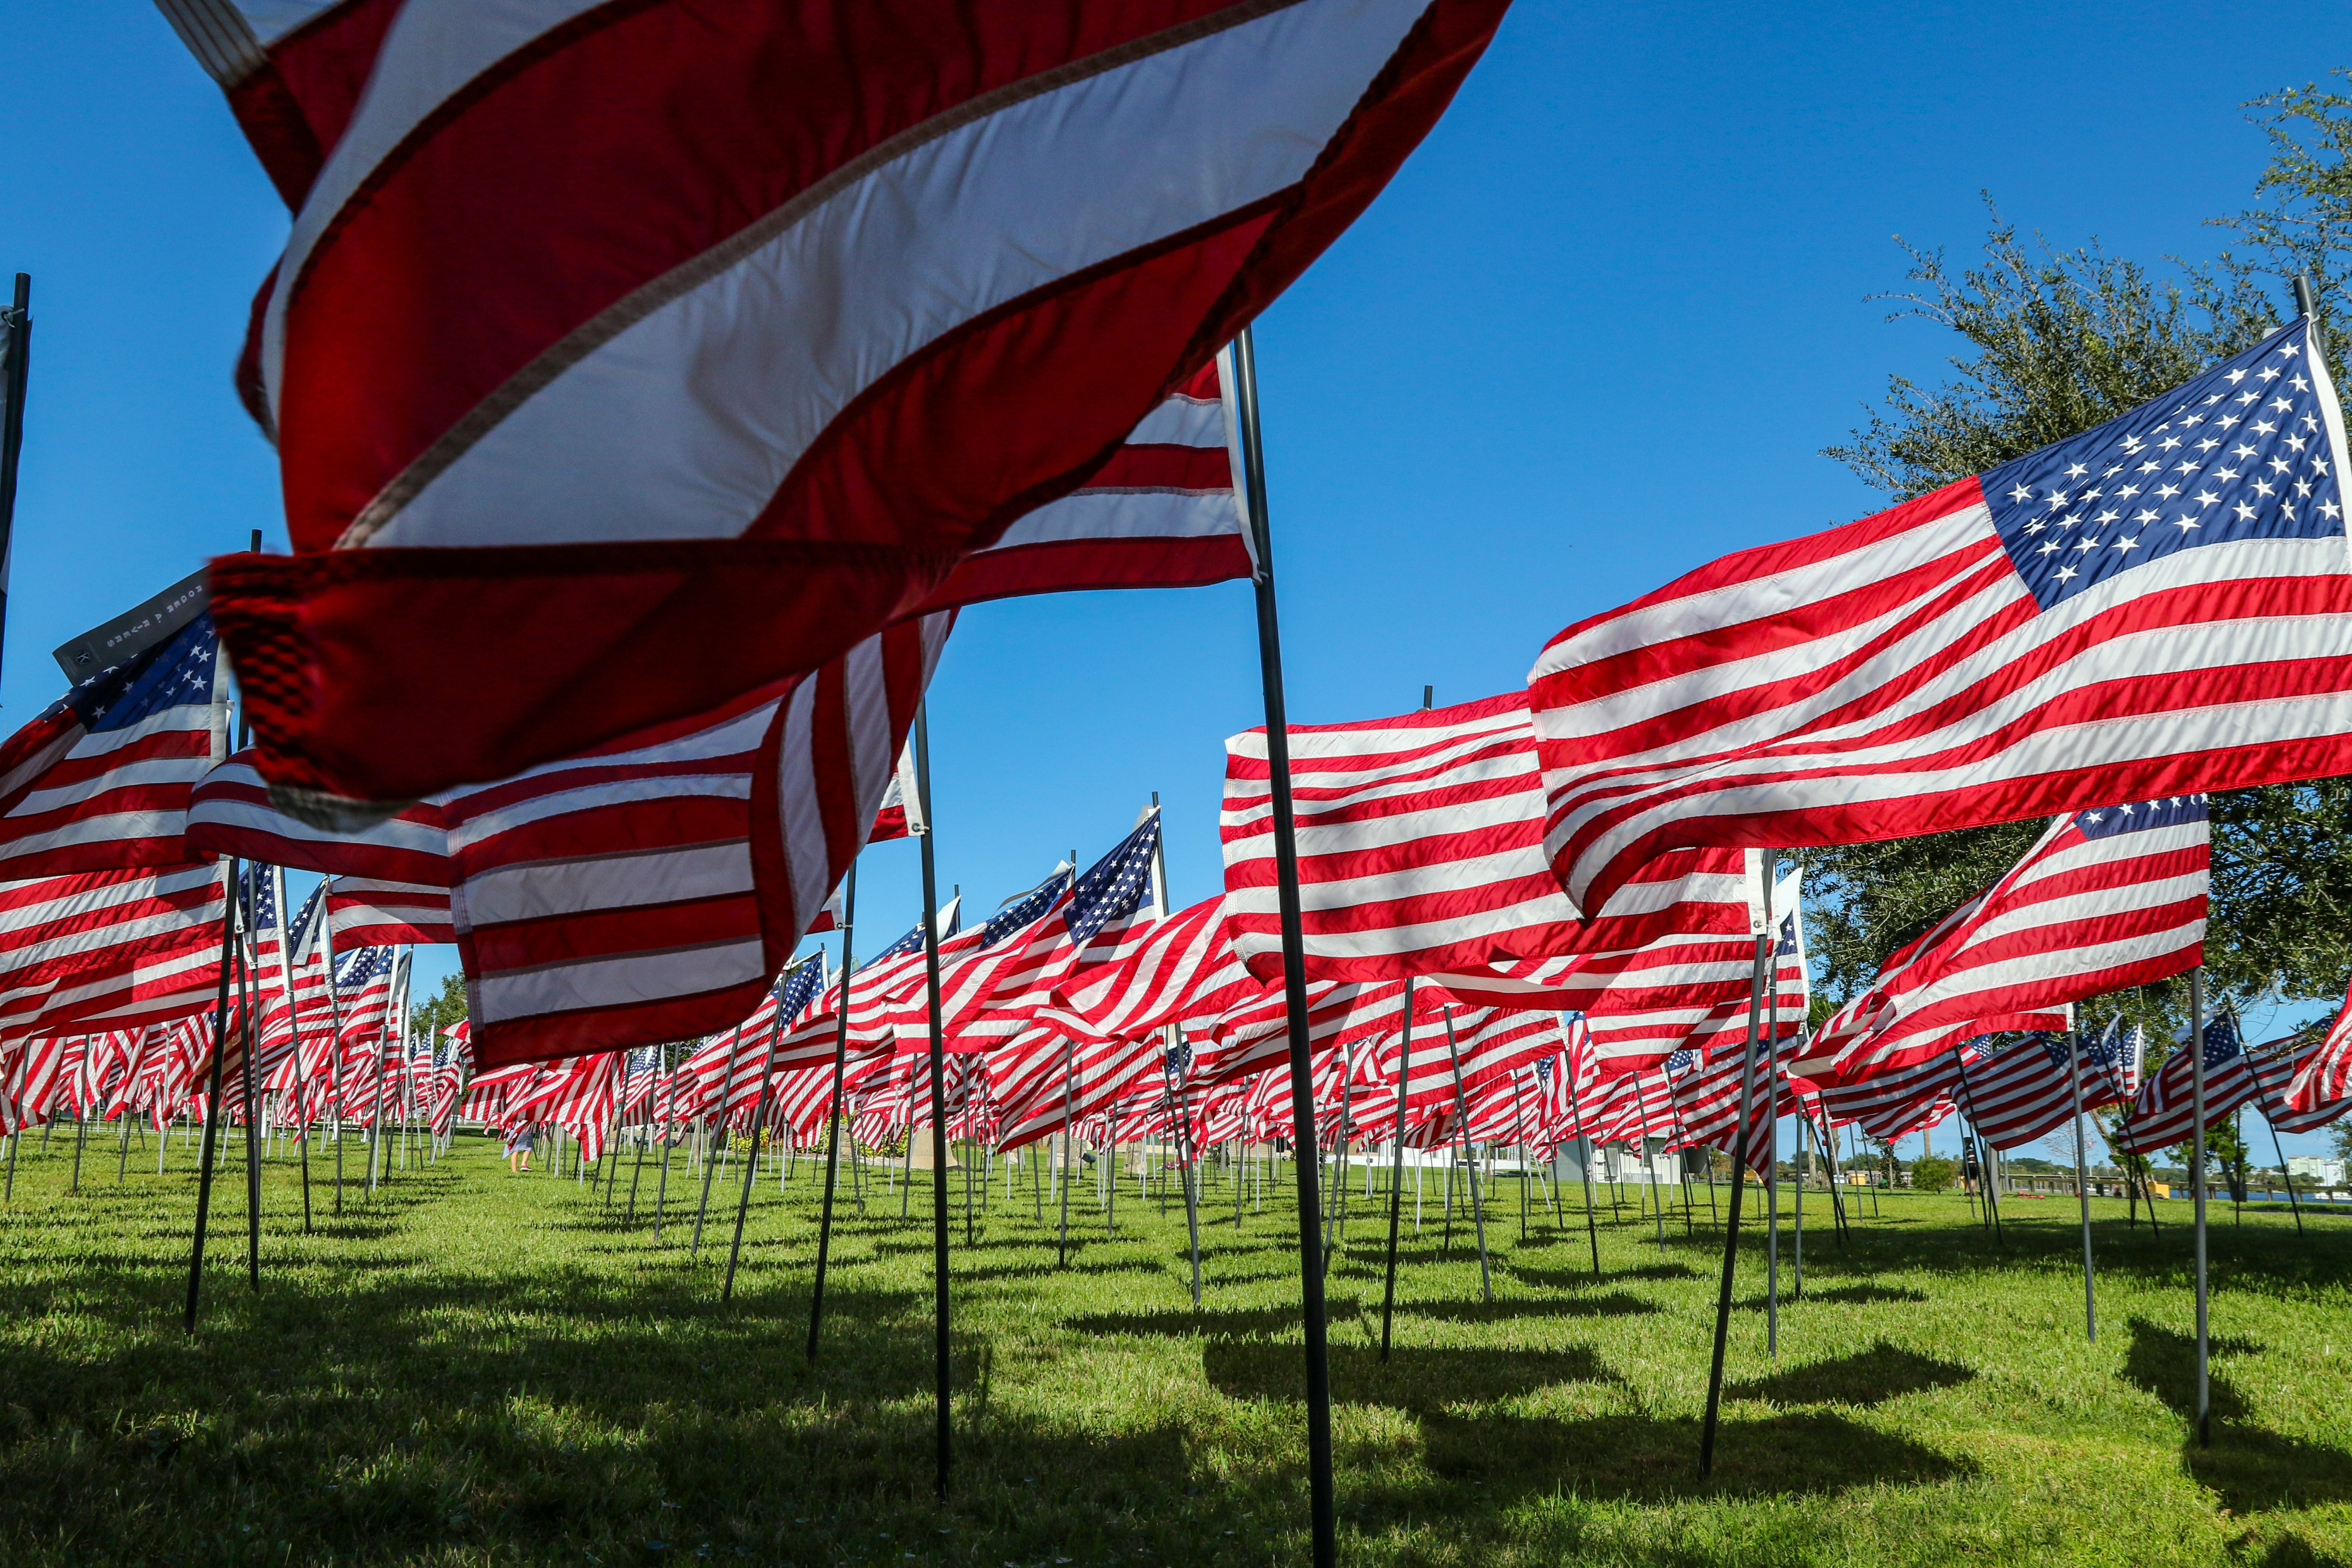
<box><xmin>1348</xmin><ymin>1006</ymin><xmax>1565</xmax><ymax>1122</ymax></box>
<box><xmin>177</xmin><ymin>0</ymin><xmax>1505</xmax><ymax>809</ymax></box>
<box><xmin>190</xmin><ymin>612</ymin><xmax>951</xmax><ymax>1069</ymax></box>
<box><xmin>986</xmin><ymin>1030</ymin><xmax>1164</xmax><ymax>1153</ymax></box>
<box><xmin>428</xmin><ymin>1041</ymin><xmax>468</xmax><ymax>1136</ymax></box>
<box><xmin>2286</xmin><ymin>974</ymin><xmax>2352</xmax><ymax>1113</ymax></box>
<box><xmin>910</xmin><ymin>868</ymin><xmax>1076</xmax><ymax>1047</ymax></box>
<box><xmin>943</xmin><ymin>815</ymin><xmax>1162</xmax><ymax>1050</ymax></box>
<box><xmin>1222</xmin><ymin>689</ymin><xmax>1760</xmax><ymax>980</ymax></box>
<box><xmin>0</xmin><ymin>614</ymin><xmax>224</xmax><ymax>876</ymax></box>
<box><xmin>769</xmin><ymin>898</ymin><xmax>962</xmax><ymax>1067</ymax></box>
<box><xmin>187</xmin><ymin>756</ymin><xmax>447</xmax><ymax>883</ymax></box>
<box><xmin>2249</xmin><ymin>1029</ymin><xmax>2352</xmax><ymax>1133</ymax></box>
<box><xmin>1528</xmin><ymin>317</ymin><xmax>2352</xmax><ymax>916</ymax></box>
<box><xmin>1959</xmin><ymin>1024</ymin><xmax>2135</xmax><ymax>1151</ymax></box>
<box><xmin>913</xmin><ymin>358</ymin><xmax>1250</xmax><ymax>613</ymax></box>
<box><xmin>1035</xmin><ymin>894</ymin><xmax>1265</xmax><ymax>1047</ymax></box>
<box><xmin>1858</xmin><ymin>797</ymin><xmax>2208</xmax><ymax>1057</ymax></box>
<box><xmin>2112</xmin><ymin>1014</ymin><xmax>2255</xmax><ymax>1155</ymax></box>
<box><xmin>327</xmin><ymin>877</ymin><xmax>454</xmax><ymax>946</ymax></box>
<box><xmin>1668</xmin><ymin>1036</ymin><xmax>1801</xmax><ymax>1175</ymax></box>
<box><xmin>717</xmin><ymin>959</ymin><xmax>829</xmax><ymax>1115</ymax></box>
<box><xmin>1817</xmin><ymin>1032</ymin><xmax>1979</xmax><ymax>1133</ymax></box>
<box><xmin>1494</xmin><ymin>865</ymin><xmax>1801</xmax><ymax>1079</ymax></box>
<box><xmin>508</xmin><ymin>1051</ymin><xmax>622</xmax><ymax>1161</ymax></box>
<box><xmin>0</xmin><ymin>861</ymin><xmax>227</xmax><ymax>1047</ymax></box>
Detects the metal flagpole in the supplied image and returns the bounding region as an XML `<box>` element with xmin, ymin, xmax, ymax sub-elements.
<box><xmin>2063</xmin><ymin>1023</ymin><xmax>2098</xmax><ymax>1341</ymax></box>
<box><xmin>1379</xmin><ymin>980</ymin><xmax>1415</xmax><ymax>1361</ymax></box>
<box><xmin>274</xmin><ymin>866</ymin><xmax>315</xmax><ymax>1234</ymax></box>
<box><xmin>2190</xmin><ymin>965</ymin><xmax>2211</xmax><ymax>1448</ymax></box>
<box><xmin>2251</xmin><ymin>1034</ymin><xmax>2306</xmax><ymax>1236</ymax></box>
<box><xmin>1178</xmin><ymin>1058</ymin><xmax>1202</xmax><ymax>1308</ymax></box>
<box><xmin>1229</xmin><ymin>325</ymin><xmax>1336</xmax><ymax>1568</ymax></box>
<box><xmin>804</xmin><ymin>868</ymin><xmax>858</xmax><ymax>1366</ymax></box>
<box><xmin>655</xmin><ymin>1036</ymin><xmax>686</xmax><ymax>1239</ymax></box>
<box><xmin>1700</xmin><ymin>860</ymin><xmax>1774</xmax><ymax>1477</ymax></box>
<box><xmin>1763</xmin><ymin>1006</ymin><xmax>1780</xmax><ymax>1349</ymax></box>
<box><xmin>625</xmin><ymin>1069</ymin><xmax>651</xmax><ymax>1224</ymax></box>
<box><xmin>184</xmin><ymin>854</ymin><xmax>240</xmax><ymax>1332</ymax></box>
<box><xmin>1950</xmin><ymin>1044</ymin><xmax>2003</xmax><ymax>1243</ymax></box>
<box><xmin>319</xmin><ymin>888</ymin><xmax>347</xmax><ymax>1214</ymax></box>
<box><xmin>1440</xmin><ymin>1006</ymin><xmax>1492</xmax><ymax>1303</ymax></box>
<box><xmin>722</xmin><ymin>989</ymin><xmax>793</xmax><ymax>1301</ymax></box>
<box><xmin>1057</xmin><ymin>1043</ymin><xmax>1077</xmax><ymax>1265</ymax></box>
<box><xmin>909</xmin><ymin>702</ymin><xmax>956</xmax><ymax>1500</ymax></box>
<box><xmin>1563</xmin><ymin>1045</ymin><xmax>1602</xmax><ymax>1277</ymax></box>
<box><xmin>0</xmin><ymin>273</ymin><xmax>30</xmax><ymax>679</ymax></box>
<box><xmin>235</xmin><ymin>871</ymin><xmax>264</xmax><ymax>1289</ymax></box>
<box><xmin>694</xmin><ymin>1023</ymin><xmax>748</xmax><ymax>1257</ymax></box>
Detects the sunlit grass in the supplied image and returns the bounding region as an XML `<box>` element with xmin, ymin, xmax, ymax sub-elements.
<box><xmin>2</xmin><ymin>1127</ymin><xmax>2349</xmax><ymax>1566</ymax></box>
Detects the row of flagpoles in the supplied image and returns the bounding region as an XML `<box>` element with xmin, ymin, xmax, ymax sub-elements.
<box><xmin>11</xmin><ymin>10</ymin><xmax>2352</xmax><ymax>1553</ymax></box>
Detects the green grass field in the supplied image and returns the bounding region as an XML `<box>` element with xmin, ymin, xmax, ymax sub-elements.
<box><xmin>3</xmin><ymin>1127</ymin><xmax>2349</xmax><ymax>1567</ymax></box>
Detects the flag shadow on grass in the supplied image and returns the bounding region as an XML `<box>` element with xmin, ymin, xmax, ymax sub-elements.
<box><xmin>1203</xmin><ymin>1341</ymin><xmax>1962</xmax><ymax>1502</ymax></box>
<box><xmin>1726</xmin><ymin>1341</ymin><xmax>1971</xmax><ymax>1407</ymax></box>
<box><xmin>1063</xmin><ymin>1298</ymin><xmax>1365</xmax><ymax>1341</ymax></box>
<box><xmin>1504</xmin><ymin>1261</ymin><xmax>1699</xmax><ymax>1289</ymax></box>
<box><xmin>1382</xmin><ymin>1291</ymin><xmax>1660</xmax><ymax>1325</ymax></box>
<box><xmin>2122</xmin><ymin>1317</ymin><xmax>2352</xmax><ymax>1513</ymax></box>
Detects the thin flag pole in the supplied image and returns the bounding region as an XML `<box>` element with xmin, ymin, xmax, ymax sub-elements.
<box><xmin>653</xmin><ymin>1040</ymin><xmax>685</xmax><ymax>1238</ymax></box>
<box><xmin>1057</xmin><ymin>1042</ymin><xmax>1076</xmax><ymax>1265</ymax></box>
<box><xmin>236</xmin><ymin>870</ymin><xmax>263</xmax><ymax>1289</ymax></box>
<box><xmin>320</xmin><ymin>889</ymin><xmax>346</xmax><ymax>1215</ymax></box>
<box><xmin>184</xmin><ymin>854</ymin><xmax>239</xmax><ymax>1333</ymax></box>
<box><xmin>1440</xmin><ymin>1006</ymin><xmax>1492</xmax><ymax>1303</ymax></box>
<box><xmin>1951</xmin><ymin>1045</ymin><xmax>2003</xmax><ymax>1244</ymax></box>
<box><xmin>722</xmin><ymin>992</ymin><xmax>791</xmax><ymax>1301</ymax></box>
<box><xmin>805</xmin><ymin>866</ymin><xmax>858</xmax><ymax>1360</ymax></box>
<box><xmin>2190</xmin><ymin>964</ymin><xmax>2211</xmax><ymax>1448</ymax></box>
<box><xmin>911</xmin><ymin>700</ymin><xmax>955</xmax><ymax>1500</ymax></box>
<box><xmin>275</xmin><ymin>866</ymin><xmax>314</xmax><ymax>1235</ymax></box>
<box><xmin>693</xmin><ymin>1023</ymin><xmax>748</xmax><ymax>1257</ymax></box>
<box><xmin>625</xmin><ymin>1069</ymin><xmax>651</xmax><ymax>1224</ymax></box>
<box><xmin>1562</xmin><ymin>1041</ymin><xmax>1601</xmax><ymax>1277</ymax></box>
<box><xmin>1230</xmin><ymin>325</ymin><xmax>1336</xmax><ymax>1568</ymax></box>
<box><xmin>1763</xmin><ymin>1001</ymin><xmax>1780</xmax><ymax>1351</ymax></box>
<box><xmin>1177</xmin><ymin>1058</ymin><xmax>1202</xmax><ymax>1308</ymax></box>
<box><xmin>1700</xmin><ymin>859</ymin><xmax>1774</xmax><ymax>1478</ymax></box>
<box><xmin>2066</xmin><ymin>1026</ymin><xmax>2097</xmax><ymax>1341</ymax></box>
<box><xmin>1644</xmin><ymin>1093</ymin><xmax>1666</xmax><ymax>1247</ymax></box>
<box><xmin>1379</xmin><ymin>981</ymin><xmax>1415</xmax><ymax>1361</ymax></box>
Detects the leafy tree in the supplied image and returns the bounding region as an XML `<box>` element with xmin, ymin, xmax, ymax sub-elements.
<box><xmin>1910</xmin><ymin>1154</ymin><xmax>1957</xmax><ymax>1193</ymax></box>
<box><xmin>1806</xmin><ymin>89</ymin><xmax>2352</xmax><ymax>1044</ymax></box>
<box><xmin>409</xmin><ymin>972</ymin><xmax>467</xmax><ymax>1049</ymax></box>
<box><xmin>2176</xmin><ymin>1116</ymin><xmax>2251</xmax><ymax>1202</ymax></box>
<box><xmin>2214</xmin><ymin>70</ymin><xmax>2352</xmax><ymax>364</ymax></box>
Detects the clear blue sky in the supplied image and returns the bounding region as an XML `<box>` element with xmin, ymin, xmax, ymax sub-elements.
<box><xmin>7</xmin><ymin>4</ymin><xmax>2350</xmax><ymax>1163</ymax></box>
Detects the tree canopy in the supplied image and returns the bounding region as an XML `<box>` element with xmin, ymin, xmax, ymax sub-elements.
<box><xmin>1802</xmin><ymin>74</ymin><xmax>2352</xmax><ymax>1045</ymax></box>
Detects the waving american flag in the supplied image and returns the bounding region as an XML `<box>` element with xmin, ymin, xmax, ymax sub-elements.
<box><xmin>1530</xmin><ymin>317</ymin><xmax>2352</xmax><ymax>916</ymax></box>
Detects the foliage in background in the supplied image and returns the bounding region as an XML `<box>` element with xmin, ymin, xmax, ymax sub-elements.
<box><xmin>1909</xmin><ymin>1155</ymin><xmax>1956</xmax><ymax>1194</ymax></box>
<box><xmin>1805</xmin><ymin>77</ymin><xmax>2352</xmax><ymax>1050</ymax></box>
<box><xmin>409</xmin><ymin>972</ymin><xmax>468</xmax><ymax>1049</ymax></box>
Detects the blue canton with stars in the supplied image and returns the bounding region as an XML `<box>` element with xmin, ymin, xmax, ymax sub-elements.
<box><xmin>2072</xmin><ymin>792</ymin><xmax>2208</xmax><ymax>840</ymax></box>
<box><xmin>1065</xmin><ymin>810</ymin><xmax>1163</xmax><ymax>947</ymax></box>
<box><xmin>49</xmin><ymin>614</ymin><xmax>217</xmax><ymax>733</ymax></box>
<box><xmin>773</xmin><ymin>955</ymin><xmax>827</xmax><ymax>1019</ymax></box>
<box><xmin>1985</xmin><ymin>319</ymin><xmax>2345</xmax><ymax>609</ymax></box>
<box><xmin>2192</xmin><ymin>1011</ymin><xmax>2242</xmax><ymax>1069</ymax></box>
<box><xmin>334</xmin><ymin>944</ymin><xmax>392</xmax><ymax>991</ymax></box>
<box><xmin>982</xmin><ymin>865</ymin><xmax>1074</xmax><ymax>946</ymax></box>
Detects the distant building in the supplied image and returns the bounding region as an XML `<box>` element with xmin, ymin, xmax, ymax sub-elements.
<box><xmin>2287</xmin><ymin>1156</ymin><xmax>2346</xmax><ymax>1186</ymax></box>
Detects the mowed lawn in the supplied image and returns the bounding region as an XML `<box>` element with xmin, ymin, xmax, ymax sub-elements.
<box><xmin>3</xmin><ymin>1131</ymin><xmax>2351</xmax><ymax>1567</ymax></box>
